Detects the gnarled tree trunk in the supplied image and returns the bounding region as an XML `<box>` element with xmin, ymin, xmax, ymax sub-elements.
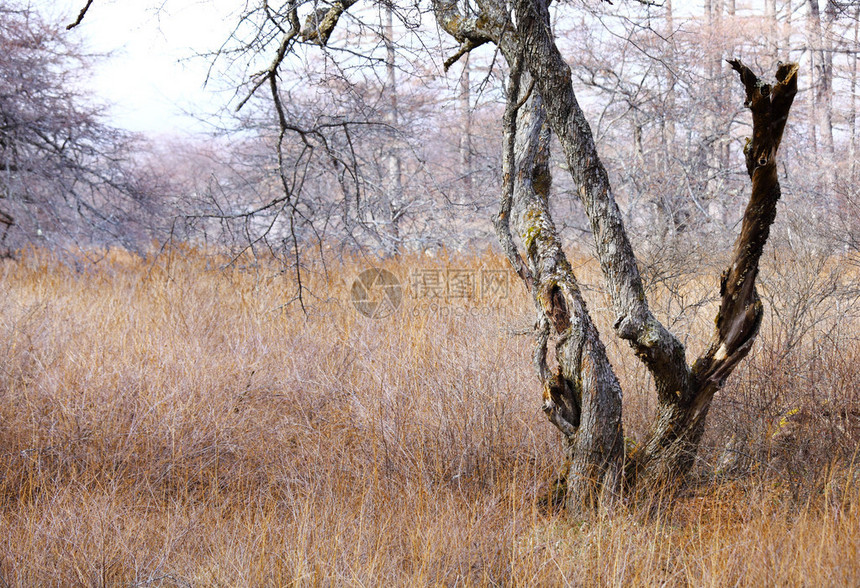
<box><xmin>498</xmin><ymin>66</ymin><xmax>624</xmax><ymax>510</ymax></box>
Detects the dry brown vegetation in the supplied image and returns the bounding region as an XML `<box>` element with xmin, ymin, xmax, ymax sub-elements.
<box><xmin>0</xmin><ymin>247</ymin><xmax>858</xmax><ymax>586</ymax></box>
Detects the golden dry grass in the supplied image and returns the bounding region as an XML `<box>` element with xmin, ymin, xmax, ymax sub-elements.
<box><xmin>0</xmin><ymin>247</ymin><xmax>857</xmax><ymax>586</ymax></box>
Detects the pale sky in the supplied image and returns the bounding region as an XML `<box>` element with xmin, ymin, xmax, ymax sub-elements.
<box><xmin>39</xmin><ymin>0</ymin><xmax>241</xmax><ymax>136</ymax></box>
<box><xmin>34</xmin><ymin>0</ymin><xmax>729</xmax><ymax>137</ymax></box>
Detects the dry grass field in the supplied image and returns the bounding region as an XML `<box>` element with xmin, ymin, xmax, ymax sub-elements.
<box><xmin>0</xmin><ymin>247</ymin><xmax>858</xmax><ymax>586</ymax></box>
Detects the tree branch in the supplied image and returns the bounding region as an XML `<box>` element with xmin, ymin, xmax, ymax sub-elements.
<box><xmin>691</xmin><ymin>61</ymin><xmax>799</xmax><ymax>393</ymax></box>
<box><xmin>299</xmin><ymin>0</ymin><xmax>359</xmax><ymax>46</ymax></box>
<box><xmin>236</xmin><ymin>2</ymin><xmax>301</xmax><ymax>112</ymax></box>
<box><xmin>431</xmin><ymin>0</ymin><xmax>499</xmax><ymax>49</ymax></box>
<box><xmin>66</xmin><ymin>0</ymin><xmax>94</xmax><ymax>30</ymax></box>
<box><xmin>443</xmin><ymin>38</ymin><xmax>489</xmax><ymax>71</ymax></box>
<box><xmin>495</xmin><ymin>51</ymin><xmax>534</xmax><ymax>291</ymax></box>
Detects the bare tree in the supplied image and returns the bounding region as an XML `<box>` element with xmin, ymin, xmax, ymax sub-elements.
<box><xmin>437</xmin><ymin>0</ymin><xmax>800</xmax><ymax>510</ymax></box>
<box><xmin>0</xmin><ymin>1</ymin><xmax>158</xmax><ymax>253</ymax></box>
<box><xmin>382</xmin><ymin>2</ymin><xmax>404</xmax><ymax>252</ymax></box>
<box><xmin>851</xmin><ymin>5</ymin><xmax>859</xmax><ymax>185</ymax></box>
<box><xmin>458</xmin><ymin>55</ymin><xmax>473</xmax><ymax>198</ymax></box>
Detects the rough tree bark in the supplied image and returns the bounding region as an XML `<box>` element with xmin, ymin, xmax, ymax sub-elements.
<box><xmin>503</xmin><ymin>67</ymin><xmax>625</xmax><ymax>510</ymax></box>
